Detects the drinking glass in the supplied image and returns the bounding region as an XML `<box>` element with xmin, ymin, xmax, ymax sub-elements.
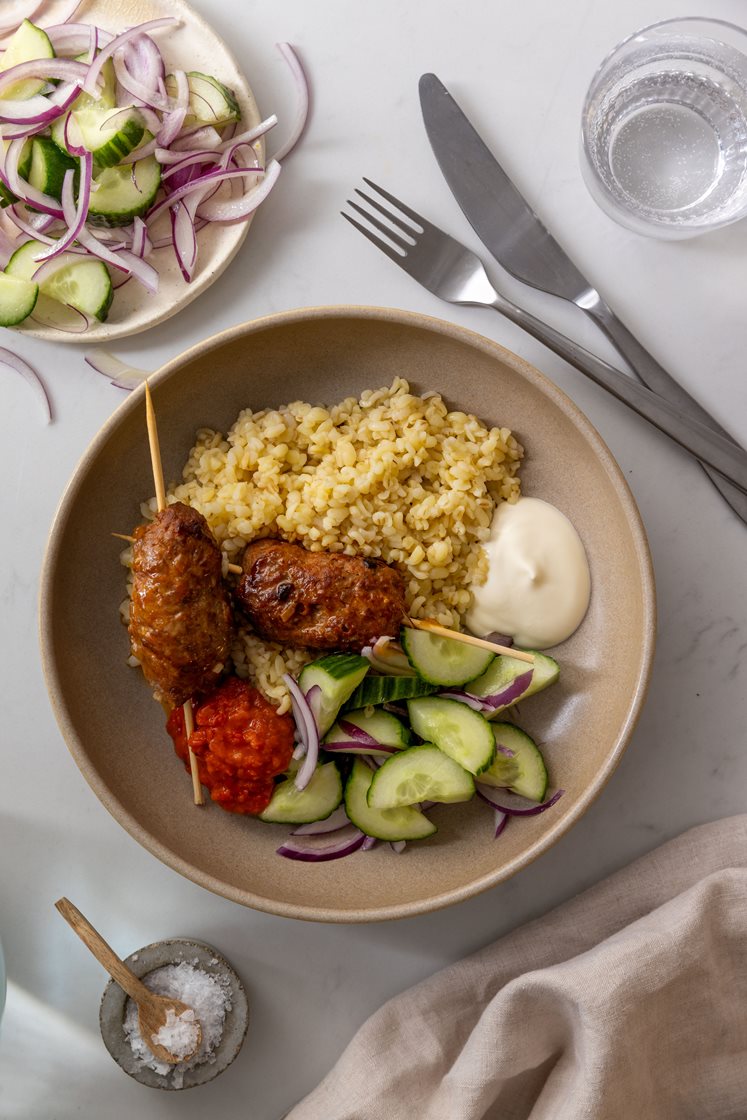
<box><xmin>581</xmin><ymin>18</ymin><xmax>747</xmax><ymax>238</ymax></box>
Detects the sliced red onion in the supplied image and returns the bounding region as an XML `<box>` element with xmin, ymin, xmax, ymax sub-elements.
<box><xmin>197</xmin><ymin>158</ymin><xmax>280</xmax><ymax>222</ymax></box>
<box><xmin>46</xmin><ymin>23</ymin><xmax>112</xmax><ymax>57</ymax></box>
<box><xmin>495</xmin><ymin>745</ymin><xmax>516</xmax><ymax>758</ymax></box>
<box><xmin>34</xmin><ymin>155</ymin><xmax>92</xmax><ymax>261</ymax></box>
<box><xmin>322</xmin><ymin>741</ymin><xmax>398</xmax><ymax>757</ymax></box>
<box><xmin>146</xmin><ymin>164</ymin><xmax>264</xmax><ymax>224</ymax></box>
<box><xmin>361</xmin><ymin>836</ymin><xmax>378</xmax><ymax>851</ymax></box>
<box><xmin>390</xmin><ymin>840</ymin><xmax>407</xmax><ymax>854</ymax></box>
<box><xmin>292</xmin><ymin>805</ymin><xmax>351</xmax><ymax>836</ymax></box>
<box><xmin>0</xmin><ymin>346</ymin><xmax>51</xmax><ymax>423</ymax></box>
<box><xmin>75</xmin><ymin>224</ymin><xmax>159</xmax><ymax>292</ymax></box>
<box><xmin>336</xmin><ymin>719</ymin><xmax>380</xmax><ymax>746</ymax></box>
<box><xmin>113</xmin><ymin>52</ymin><xmax>171</xmax><ymax>113</ymax></box>
<box><xmin>171</xmin><ymin>199</ymin><xmax>197</xmax><ymax>281</ymax></box>
<box><xmin>483</xmin><ymin>632</ymin><xmax>514</xmax><ymax>647</ymax></box>
<box><xmin>438</xmin><ymin>691</ymin><xmax>491</xmax><ymax>712</ymax></box>
<box><xmin>1</xmin><ymin>139</ymin><xmax>64</xmax><ymax>217</ymax></box>
<box><xmin>0</xmin><ymin>3</ymin><xmax>43</xmax><ymax>35</ymax></box>
<box><xmin>6</xmin><ymin>206</ymin><xmax>61</xmax><ymax>243</ymax></box>
<box><xmin>0</xmin><ymin>82</ymin><xmax>81</xmax><ymax>126</ymax></box>
<box><xmin>277</xmin><ymin>824</ymin><xmax>366</xmax><ymax>862</ymax></box>
<box><xmin>476</xmin><ymin>785</ymin><xmax>565</xmax><ymax>816</ymax></box>
<box><xmin>273</xmin><ymin>43</ymin><xmax>309</xmax><ymax>162</ymax></box>
<box><xmin>362</xmin><ymin>636</ymin><xmax>415</xmax><ymax>677</ymax></box>
<box><xmin>303</xmin><ymin>683</ymin><xmax>323</xmax><ymax>730</ymax></box>
<box><xmin>83</xmin><ymin>17</ymin><xmax>178</xmax><ymax>97</ymax></box>
<box><xmin>157</xmin><ymin>68</ymin><xmax>188</xmax><ymax>146</ymax></box>
<box><xmin>84</xmin><ymin>349</ymin><xmax>149</xmax><ymax>389</ymax></box>
<box><xmin>0</xmin><ymin>57</ymin><xmax>89</xmax><ymax>95</ymax></box>
<box><xmin>172</xmin><ymin>125</ymin><xmax>223</xmax><ymax>151</ymax></box>
<box><xmin>494</xmin><ymin>811</ymin><xmax>509</xmax><ymax>838</ymax></box>
<box><xmin>443</xmin><ymin>670</ymin><xmax>535</xmax><ymax>713</ymax></box>
<box><xmin>283</xmin><ymin>674</ymin><xmax>320</xmax><ymax>791</ymax></box>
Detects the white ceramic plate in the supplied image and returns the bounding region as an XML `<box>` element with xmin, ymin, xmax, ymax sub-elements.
<box><xmin>11</xmin><ymin>0</ymin><xmax>263</xmax><ymax>343</ymax></box>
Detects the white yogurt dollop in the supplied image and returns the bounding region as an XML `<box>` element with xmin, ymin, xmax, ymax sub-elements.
<box><xmin>466</xmin><ymin>497</ymin><xmax>591</xmax><ymax>649</ymax></box>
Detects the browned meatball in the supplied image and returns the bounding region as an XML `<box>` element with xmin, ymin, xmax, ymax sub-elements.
<box><xmin>128</xmin><ymin>502</ymin><xmax>234</xmax><ymax>707</ymax></box>
<box><xmin>237</xmin><ymin>539</ymin><xmax>406</xmax><ymax>651</ymax></box>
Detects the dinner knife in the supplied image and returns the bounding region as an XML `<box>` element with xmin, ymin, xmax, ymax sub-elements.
<box><xmin>419</xmin><ymin>72</ymin><xmax>747</xmax><ymax>524</ymax></box>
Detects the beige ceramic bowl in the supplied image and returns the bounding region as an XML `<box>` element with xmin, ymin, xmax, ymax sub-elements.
<box><xmin>40</xmin><ymin>306</ymin><xmax>655</xmax><ymax>922</ymax></box>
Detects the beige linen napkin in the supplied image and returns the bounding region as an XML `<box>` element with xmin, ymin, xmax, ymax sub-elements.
<box><xmin>287</xmin><ymin>816</ymin><xmax>747</xmax><ymax>1120</ymax></box>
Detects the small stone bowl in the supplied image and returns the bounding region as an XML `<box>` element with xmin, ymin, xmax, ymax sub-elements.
<box><xmin>99</xmin><ymin>938</ymin><xmax>249</xmax><ymax>1090</ymax></box>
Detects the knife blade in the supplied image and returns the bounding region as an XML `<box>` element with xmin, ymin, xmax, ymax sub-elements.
<box><xmin>419</xmin><ymin>71</ymin><xmax>747</xmax><ymax>523</ymax></box>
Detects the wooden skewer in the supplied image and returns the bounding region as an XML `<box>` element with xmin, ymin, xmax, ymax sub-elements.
<box><xmin>114</xmin><ymin>531</ymin><xmax>242</xmax><ymax>576</ymax></box>
<box><xmin>404</xmin><ymin>616</ymin><xmax>535</xmax><ymax>664</ymax></box>
<box><xmin>144</xmin><ymin>381</ymin><xmax>204</xmax><ymax>807</ymax></box>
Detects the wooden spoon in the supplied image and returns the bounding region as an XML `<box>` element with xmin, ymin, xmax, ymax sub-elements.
<box><xmin>55</xmin><ymin>897</ymin><xmax>202</xmax><ymax>1065</ymax></box>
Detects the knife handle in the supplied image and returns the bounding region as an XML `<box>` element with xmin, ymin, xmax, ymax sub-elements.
<box><xmin>480</xmin><ymin>293</ymin><xmax>747</xmax><ymax>496</ymax></box>
<box><xmin>583</xmin><ymin>295</ymin><xmax>747</xmax><ymax>524</ymax></box>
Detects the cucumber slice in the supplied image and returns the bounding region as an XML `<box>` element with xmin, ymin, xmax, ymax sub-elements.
<box><xmin>342</xmin><ymin>674</ymin><xmax>438</xmax><ymax>711</ymax></box>
<box><xmin>165</xmin><ymin>71</ymin><xmax>240</xmax><ymax>127</ymax></box>
<box><xmin>0</xmin><ymin>272</ymin><xmax>38</xmax><ymax>326</ymax></box>
<box><xmin>325</xmin><ymin>707</ymin><xmax>411</xmax><ymax>750</ymax></box>
<box><xmin>0</xmin><ymin>139</ymin><xmax>32</xmax><ymax>207</ymax></box>
<box><xmin>400</xmin><ymin>626</ymin><xmax>494</xmax><ymax>686</ymax></box>
<box><xmin>407</xmin><ymin>696</ymin><xmax>495</xmax><ymax>775</ymax></box>
<box><xmin>259</xmin><ymin>761</ymin><xmax>342</xmax><ymax>824</ymax></box>
<box><xmin>66</xmin><ymin>106</ymin><xmax>146</xmax><ymax>168</ymax></box>
<box><xmin>5</xmin><ymin>239</ymin><xmax>113</xmax><ymax>321</ymax></box>
<box><xmin>86</xmin><ymin>155</ymin><xmax>161</xmax><ymax>227</ymax></box>
<box><xmin>298</xmin><ymin>654</ymin><xmax>369</xmax><ymax>737</ymax></box>
<box><xmin>467</xmin><ymin>652</ymin><xmax>560</xmax><ymax>718</ymax></box>
<box><xmin>50</xmin><ymin>58</ymin><xmax>117</xmax><ymax>153</ymax></box>
<box><xmin>28</xmin><ymin>137</ymin><xmax>78</xmax><ymax>201</ymax></box>
<box><xmin>1</xmin><ymin>20</ymin><xmax>54</xmax><ymax>100</ymax></box>
<box><xmin>479</xmin><ymin>723</ymin><xmax>548</xmax><ymax>802</ymax></box>
<box><xmin>345</xmin><ymin>758</ymin><xmax>436</xmax><ymax>841</ymax></box>
<box><xmin>367</xmin><ymin>744</ymin><xmax>475</xmax><ymax>809</ymax></box>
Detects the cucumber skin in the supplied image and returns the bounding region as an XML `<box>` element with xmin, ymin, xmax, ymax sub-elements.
<box><xmin>400</xmin><ymin>626</ymin><xmax>495</xmax><ymax>687</ymax></box>
<box><xmin>343</xmin><ymin>675</ymin><xmax>438</xmax><ymax>711</ymax></box>
<box><xmin>29</xmin><ymin>137</ymin><xmax>79</xmax><ymax>201</ymax></box>
<box><xmin>345</xmin><ymin>758</ymin><xmax>436</xmax><ymax>841</ymax></box>
<box><xmin>298</xmin><ymin>654</ymin><xmax>370</xmax><ymax>737</ymax></box>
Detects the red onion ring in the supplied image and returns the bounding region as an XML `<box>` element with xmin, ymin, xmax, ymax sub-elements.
<box><xmin>273</xmin><ymin>43</ymin><xmax>309</xmax><ymax>162</ymax></box>
<box><xmin>0</xmin><ymin>346</ymin><xmax>51</xmax><ymax>422</ymax></box>
<box><xmin>476</xmin><ymin>785</ymin><xmax>565</xmax><ymax>816</ymax></box>
<box><xmin>277</xmin><ymin>824</ymin><xmax>366</xmax><ymax>862</ymax></box>
<box><xmin>83</xmin><ymin>17</ymin><xmax>178</xmax><ymax>97</ymax></box>
<box><xmin>197</xmin><ymin>158</ymin><xmax>280</xmax><ymax>222</ymax></box>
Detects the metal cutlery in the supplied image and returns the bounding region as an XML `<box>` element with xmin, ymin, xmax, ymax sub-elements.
<box><xmin>342</xmin><ymin>178</ymin><xmax>747</xmax><ymax>496</ymax></box>
<box><xmin>418</xmin><ymin>72</ymin><xmax>747</xmax><ymax>524</ymax></box>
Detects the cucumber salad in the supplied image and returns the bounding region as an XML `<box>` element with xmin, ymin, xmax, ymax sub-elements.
<box><xmin>263</xmin><ymin>628</ymin><xmax>564</xmax><ymax>861</ymax></box>
<box><xmin>0</xmin><ymin>14</ymin><xmax>307</xmax><ymax>331</ymax></box>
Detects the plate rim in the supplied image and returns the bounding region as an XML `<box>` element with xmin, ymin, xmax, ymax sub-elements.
<box><xmin>38</xmin><ymin>304</ymin><xmax>657</xmax><ymax>922</ymax></box>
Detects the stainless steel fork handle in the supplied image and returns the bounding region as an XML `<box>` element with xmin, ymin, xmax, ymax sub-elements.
<box><xmin>580</xmin><ymin>290</ymin><xmax>747</xmax><ymax>522</ymax></box>
<box><xmin>475</xmin><ymin>293</ymin><xmax>747</xmax><ymax>496</ymax></box>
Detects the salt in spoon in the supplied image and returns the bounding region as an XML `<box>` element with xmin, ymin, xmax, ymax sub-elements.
<box><xmin>55</xmin><ymin>897</ymin><xmax>202</xmax><ymax>1065</ymax></box>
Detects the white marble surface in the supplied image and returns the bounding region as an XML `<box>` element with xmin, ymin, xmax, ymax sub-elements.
<box><xmin>1</xmin><ymin>1</ymin><xmax>747</xmax><ymax>1116</ymax></box>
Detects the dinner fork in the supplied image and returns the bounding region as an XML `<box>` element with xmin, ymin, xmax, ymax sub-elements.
<box><xmin>342</xmin><ymin>179</ymin><xmax>747</xmax><ymax>496</ymax></box>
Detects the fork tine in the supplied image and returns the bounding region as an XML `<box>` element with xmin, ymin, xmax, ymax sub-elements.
<box><xmin>341</xmin><ymin>210</ymin><xmax>403</xmax><ymax>263</ymax></box>
<box><xmin>353</xmin><ymin>187</ymin><xmax>421</xmax><ymax>239</ymax></box>
<box><xmin>346</xmin><ymin>199</ymin><xmax>411</xmax><ymax>253</ymax></box>
<box><xmin>362</xmin><ymin>178</ymin><xmax>427</xmax><ymax>230</ymax></box>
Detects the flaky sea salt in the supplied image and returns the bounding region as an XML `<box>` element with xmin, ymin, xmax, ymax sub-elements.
<box><xmin>123</xmin><ymin>961</ymin><xmax>232</xmax><ymax>1088</ymax></box>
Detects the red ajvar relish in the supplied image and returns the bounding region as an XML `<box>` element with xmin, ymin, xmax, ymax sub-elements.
<box><xmin>166</xmin><ymin>676</ymin><xmax>294</xmax><ymax>815</ymax></box>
